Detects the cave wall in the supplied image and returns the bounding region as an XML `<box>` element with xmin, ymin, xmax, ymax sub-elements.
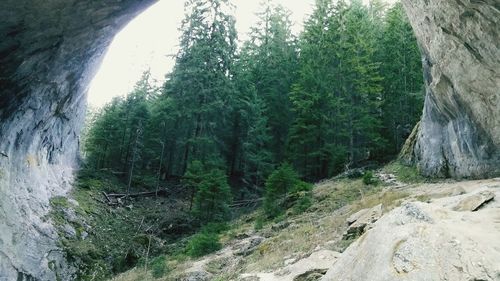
<box><xmin>0</xmin><ymin>0</ymin><xmax>499</xmax><ymax>279</ymax></box>
<box><xmin>402</xmin><ymin>0</ymin><xmax>500</xmax><ymax>178</ymax></box>
<box><xmin>0</xmin><ymin>0</ymin><xmax>156</xmax><ymax>279</ymax></box>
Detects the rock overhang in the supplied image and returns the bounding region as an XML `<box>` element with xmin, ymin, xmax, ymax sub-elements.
<box><xmin>0</xmin><ymin>0</ymin><xmax>157</xmax><ymax>279</ymax></box>
<box><xmin>0</xmin><ymin>0</ymin><xmax>499</xmax><ymax>279</ymax></box>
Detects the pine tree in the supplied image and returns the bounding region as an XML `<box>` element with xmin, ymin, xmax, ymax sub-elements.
<box><xmin>246</xmin><ymin>3</ymin><xmax>299</xmax><ymax>163</ymax></box>
<box><xmin>263</xmin><ymin>163</ymin><xmax>304</xmax><ymax>218</ymax></box>
<box><xmin>287</xmin><ymin>0</ymin><xmax>345</xmax><ymax>180</ymax></box>
<box><xmin>183</xmin><ymin>160</ymin><xmax>206</xmax><ymax>211</ymax></box>
<box><xmin>166</xmin><ymin>0</ymin><xmax>238</xmax><ymax>174</ymax></box>
<box><xmin>190</xmin><ymin>162</ymin><xmax>233</xmax><ymax>223</ymax></box>
<box><xmin>242</xmin><ymin>92</ymin><xmax>274</xmax><ymax>188</ymax></box>
<box><xmin>84</xmin><ymin>97</ymin><xmax>126</xmax><ymax>170</ymax></box>
<box><xmin>337</xmin><ymin>0</ymin><xmax>384</xmax><ymax>166</ymax></box>
<box><xmin>379</xmin><ymin>2</ymin><xmax>424</xmax><ymax>154</ymax></box>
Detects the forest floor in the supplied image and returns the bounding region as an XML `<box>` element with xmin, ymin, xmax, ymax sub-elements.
<box><xmin>56</xmin><ymin>164</ymin><xmax>500</xmax><ymax>281</ymax></box>
<box><xmin>48</xmin><ymin>170</ymin><xmax>197</xmax><ymax>280</ymax></box>
<box><xmin>107</xmin><ymin>164</ymin><xmax>500</xmax><ymax>281</ymax></box>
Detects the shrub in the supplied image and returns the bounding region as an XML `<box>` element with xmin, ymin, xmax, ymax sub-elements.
<box><xmin>292</xmin><ymin>181</ymin><xmax>313</xmax><ymax>193</ymax></box>
<box><xmin>192</xmin><ymin>168</ymin><xmax>233</xmax><ymax>223</ymax></box>
<box><xmin>201</xmin><ymin>222</ymin><xmax>229</xmax><ymax>234</ymax></box>
<box><xmin>362</xmin><ymin>171</ymin><xmax>377</xmax><ymax>185</ymax></box>
<box><xmin>150</xmin><ymin>255</ymin><xmax>168</xmax><ymax>278</ymax></box>
<box><xmin>292</xmin><ymin>193</ymin><xmax>313</xmax><ymax>215</ymax></box>
<box><xmin>263</xmin><ymin>163</ymin><xmax>312</xmax><ymax>218</ymax></box>
<box><xmin>384</xmin><ymin>161</ymin><xmax>426</xmax><ymax>183</ymax></box>
<box><xmin>254</xmin><ymin>217</ymin><xmax>264</xmax><ymax>230</ymax></box>
<box><xmin>186</xmin><ymin>232</ymin><xmax>221</xmax><ymax>258</ymax></box>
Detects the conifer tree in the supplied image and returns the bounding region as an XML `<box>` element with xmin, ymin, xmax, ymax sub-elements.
<box><xmin>379</xmin><ymin>2</ymin><xmax>424</xmax><ymax>154</ymax></box>
<box><xmin>189</xmin><ymin>161</ymin><xmax>233</xmax><ymax>223</ymax></box>
<box><xmin>246</xmin><ymin>2</ymin><xmax>298</xmax><ymax>163</ymax></box>
<box><xmin>166</xmin><ymin>0</ymin><xmax>238</xmax><ymax>174</ymax></box>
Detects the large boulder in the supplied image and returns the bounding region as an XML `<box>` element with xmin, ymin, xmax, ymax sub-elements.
<box><xmin>401</xmin><ymin>0</ymin><xmax>500</xmax><ymax>178</ymax></box>
<box><xmin>321</xmin><ymin>188</ymin><xmax>500</xmax><ymax>281</ymax></box>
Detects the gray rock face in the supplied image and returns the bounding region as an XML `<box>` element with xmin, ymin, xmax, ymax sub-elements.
<box><xmin>401</xmin><ymin>0</ymin><xmax>500</xmax><ymax>178</ymax></box>
<box><xmin>0</xmin><ymin>0</ymin><xmax>156</xmax><ymax>279</ymax></box>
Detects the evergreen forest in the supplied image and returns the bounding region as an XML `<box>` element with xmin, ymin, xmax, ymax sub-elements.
<box><xmin>83</xmin><ymin>0</ymin><xmax>423</xmax><ymax>223</ymax></box>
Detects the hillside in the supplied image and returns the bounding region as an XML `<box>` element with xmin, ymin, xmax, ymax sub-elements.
<box><xmin>55</xmin><ymin>164</ymin><xmax>499</xmax><ymax>280</ymax></box>
<box><xmin>0</xmin><ymin>0</ymin><xmax>498</xmax><ymax>279</ymax></box>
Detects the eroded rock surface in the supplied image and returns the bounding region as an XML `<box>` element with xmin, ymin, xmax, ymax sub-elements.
<box><xmin>453</xmin><ymin>189</ymin><xmax>495</xmax><ymax>211</ymax></box>
<box><xmin>234</xmin><ymin>236</ymin><xmax>265</xmax><ymax>256</ymax></box>
<box><xmin>343</xmin><ymin>204</ymin><xmax>382</xmax><ymax>240</ymax></box>
<box><xmin>321</xmin><ymin>187</ymin><xmax>500</xmax><ymax>281</ymax></box>
<box><xmin>0</xmin><ymin>0</ymin><xmax>156</xmax><ymax>279</ymax></box>
<box><xmin>401</xmin><ymin>0</ymin><xmax>500</xmax><ymax>178</ymax></box>
<box><xmin>242</xmin><ymin>250</ymin><xmax>340</xmax><ymax>281</ymax></box>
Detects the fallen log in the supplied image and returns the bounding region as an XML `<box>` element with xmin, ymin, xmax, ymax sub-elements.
<box><xmin>105</xmin><ymin>189</ymin><xmax>168</xmax><ymax>199</ymax></box>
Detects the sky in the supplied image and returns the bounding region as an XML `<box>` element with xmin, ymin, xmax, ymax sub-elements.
<box><xmin>87</xmin><ymin>0</ymin><xmax>393</xmax><ymax>107</ymax></box>
<box><xmin>87</xmin><ymin>0</ymin><xmax>316</xmax><ymax>106</ymax></box>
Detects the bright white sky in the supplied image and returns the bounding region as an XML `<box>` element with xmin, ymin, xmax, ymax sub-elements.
<box><xmin>87</xmin><ymin>0</ymin><xmax>317</xmax><ymax>106</ymax></box>
<box><xmin>87</xmin><ymin>0</ymin><xmax>393</xmax><ymax>107</ymax></box>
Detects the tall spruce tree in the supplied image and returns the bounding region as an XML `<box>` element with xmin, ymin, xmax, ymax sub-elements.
<box><xmin>166</xmin><ymin>0</ymin><xmax>238</xmax><ymax>174</ymax></box>
<box><xmin>379</xmin><ymin>2</ymin><xmax>424</xmax><ymax>154</ymax></box>
<box><xmin>338</xmin><ymin>0</ymin><xmax>384</xmax><ymax>166</ymax></box>
<box><xmin>287</xmin><ymin>0</ymin><xmax>346</xmax><ymax>180</ymax></box>
<box><xmin>245</xmin><ymin>2</ymin><xmax>298</xmax><ymax>163</ymax></box>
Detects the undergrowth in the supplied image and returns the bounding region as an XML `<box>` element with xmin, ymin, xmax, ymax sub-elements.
<box><xmin>70</xmin><ymin>162</ymin><xmax>418</xmax><ymax>281</ymax></box>
<box><xmin>383</xmin><ymin>161</ymin><xmax>427</xmax><ymax>183</ymax></box>
<box><xmin>48</xmin><ymin>169</ymin><xmax>191</xmax><ymax>280</ymax></box>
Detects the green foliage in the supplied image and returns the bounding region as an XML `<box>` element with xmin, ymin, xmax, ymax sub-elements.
<box><xmin>378</xmin><ymin>3</ymin><xmax>424</xmax><ymax>155</ymax></box>
<box><xmin>84</xmin><ymin>0</ymin><xmax>424</xmax><ymax>202</ymax></box>
<box><xmin>186</xmin><ymin>231</ymin><xmax>222</xmax><ymax>258</ymax></box>
<box><xmin>82</xmin><ymin>3</ymin><xmax>426</xmax><ymax>259</ymax></box>
<box><xmin>201</xmin><ymin>223</ymin><xmax>229</xmax><ymax>235</ymax></box>
<box><xmin>50</xmin><ymin>196</ymin><xmax>70</xmax><ymax>209</ymax></box>
<box><xmin>383</xmin><ymin>161</ymin><xmax>426</xmax><ymax>183</ymax></box>
<box><xmin>362</xmin><ymin>171</ymin><xmax>377</xmax><ymax>185</ymax></box>
<box><xmin>263</xmin><ymin>163</ymin><xmax>297</xmax><ymax>218</ymax></box>
<box><xmin>254</xmin><ymin>217</ymin><xmax>264</xmax><ymax>230</ymax></box>
<box><xmin>243</xmin><ymin>2</ymin><xmax>299</xmax><ymax>164</ymax></box>
<box><xmin>48</xmin><ymin>169</ymin><xmax>198</xmax><ymax>280</ymax></box>
<box><xmin>182</xmin><ymin>160</ymin><xmax>205</xmax><ymax>189</ymax></box>
<box><xmin>189</xmin><ymin>162</ymin><xmax>233</xmax><ymax>223</ymax></box>
<box><xmin>84</xmin><ymin>71</ymin><xmax>156</xmax><ymax>179</ymax></box>
<box><xmin>292</xmin><ymin>181</ymin><xmax>313</xmax><ymax>193</ymax></box>
<box><xmin>292</xmin><ymin>193</ymin><xmax>313</xmax><ymax>215</ymax></box>
<box><xmin>150</xmin><ymin>255</ymin><xmax>168</xmax><ymax>278</ymax></box>
<box><xmin>241</xmin><ymin>93</ymin><xmax>275</xmax><ymax>187</ymax></box>
<box><xmin>263</xmin><ymin>163</ymin><xmax>311</xmax><ymax>218</ymax></box>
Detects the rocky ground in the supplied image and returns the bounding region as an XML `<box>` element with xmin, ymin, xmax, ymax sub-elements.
<box><xmin>111</xmin><ymin>165</ymin><xmax>500</xmax><ymax>281</ymax></box>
